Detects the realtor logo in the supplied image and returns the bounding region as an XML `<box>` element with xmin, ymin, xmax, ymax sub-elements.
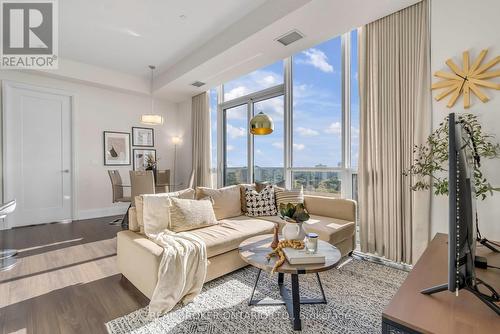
<box><xmin>1</xmin><ymin>0</ymin><xmax>58</xmax><ymax>69</ymax></box>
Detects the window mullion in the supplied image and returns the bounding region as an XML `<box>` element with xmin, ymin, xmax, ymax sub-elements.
<box><xmin>247</xmin><ymin>101</ymin><xmax>254</xmax><ymax>184</ymax></box>
<box><xmin>284</xmin><ymin>57</ymin><xmax>293</xmax><ymax>189</ymax></box>
<box><xmin>216</xmin><ymin>85</ymin><xmax>224</xmax><ymax>188</ymax></box>
<box><xmin>342</xmin><ymin>32</ymin><xmax>352</xmax><ymax>198</ymax></box>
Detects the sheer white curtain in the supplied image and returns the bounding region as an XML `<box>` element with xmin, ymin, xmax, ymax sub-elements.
<box><xmin>358</xmin><ymin>0</ymin><xmax>431</xmax><ymax>264</ymax></box>
<box><xmin>191</xmin><ymin>92</ymin><xmax>212</xmax><ymax>188</ymax></box>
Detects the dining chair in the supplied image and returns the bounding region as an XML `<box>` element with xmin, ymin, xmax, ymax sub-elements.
<box><xmin>155</xmin><ymin>169</ymin><xmax>171</xmax><ymax>193</ymax></box>
<box><xmin>129</xmin><ymin>170</ymin><xmax>155</xmax><ymax>206</ymax></box>
<box><xmin>0</xmin><ymin>199</ymin><xmax>17</xmax><ymax>271</ymax></box>
<box><xmin>107</xmin><ymin>170</ymin><xmax>131</xmax><ymax>225</ymax></box>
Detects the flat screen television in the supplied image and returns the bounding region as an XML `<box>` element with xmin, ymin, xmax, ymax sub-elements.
<box><xmin>421</xmin><ymin>113</ymin><xmax>499</xmax><ymax>315</ymax></box>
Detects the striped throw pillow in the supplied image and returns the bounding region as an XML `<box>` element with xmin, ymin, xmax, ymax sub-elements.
<box><xmin>275</xmin><ymin>186</ymin><xmax>304</xmax><ymax>208</ymax></box>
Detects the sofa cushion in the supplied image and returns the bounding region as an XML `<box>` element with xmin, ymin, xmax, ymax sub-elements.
<box><xmin>275</xmin><ymin>186</ymin><xmax>304</xmax><ymax>207</ymax></box>
<box><xmin>303</xmin><ymin>195</ymin><xmax>356</xmax><ymax>222</ymax></box>
<box><xmin>257</xmin><ymin>214</ymin><xmax>355</xmax><ymax>245</ymax></box>
<box><xmin>128</xmin><ymin>207</ymin><xmax>139</xmax><ymax>232</ymax></box>
<box><xmin>188</xmin><ymin>215</ymin><xmax>274</xmax><ymax>258</ymax></box>
<box><xmin>135</xmin><ymin>188</ymin><xmax>195</xmax><ymax>233</ymax></box>
<box><xmin>244</xmin><ymin>185</ymin><xmax>277</xmax><ymax>217</ymax></box>
<box><xmin>303</xmin><ymin>215</ymin><xmax>355</xmax><ymax>245</ymax></box>
<box><xmin>196</xmin><ymin>185</ymin><xmax>242</xmax><ymax>220</ymax></box>
<box><xmin>239</xmin><ymin>183</ymin><xmax>254</xmax><ymax>213</ymax></box>
<box><xmin>169</xmin><ymin>197</ymin><xmax>218</xmax><ymax>232</ymax></box>
<box><xmin>240</xmin><ymin>183</ymin><xmax>272</xmax><ymax>213</ymax></box>
<box><xmin>255</xmin><ymin>215</ymin><xmax>283</xmax><ymax>225</ymax></box>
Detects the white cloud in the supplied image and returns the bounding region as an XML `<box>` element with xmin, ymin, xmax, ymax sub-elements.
<box><xmin>293</xmin><ymin>143</ymin><xmax>305</xmax><ymax>151</ymax></box>
<box><xmin>300</xmin><ymin>48</ymin><xmax>334</xmax><ymax>73</ymax></box>
<box><xmin>255</xmin><ymin>96</ymin><xmax>284</xmax><ymax>121</ymax></box>
<box><xmin>226</xmin><ymin>124</ymin><xmax>246</xmax><ymax>139</ymax></box>
<box><xmin>324</xmin><ymin>122</ymin><xmax>342</xmax><ymax>135</ymax></box>
<box><xmin>258</xmin><ymin>75</ymin><xmax>277</xmax><ymax>87</ymax></box>
<box><xmin>226</xmin><ymin>145</ymin><xmax>235</xmax><ymax>152</ymax></box>
<box><xmin>224</xmin><ymin>86</ymin><xmax>249</xmax><ymax>101</ymax></box>
<box><xmin>224</xmin><ymin>69</ymin><xmax>282</xmax><ymax>102</ymax></box>
<box><xmin>272</xmin><ymin>142</ymin><xmax>284</xmax><ymax>149</ymax></box>
<box><xmin>296</xmin><ymin>127</ymin><xmax>319</xmax><ymax>137</ymax></box>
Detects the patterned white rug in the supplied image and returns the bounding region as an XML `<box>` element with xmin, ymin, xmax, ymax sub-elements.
<box><xmin>106</xmin><ymin>258</ymin><xmax>407</xmax><ymax>334</ymax></box>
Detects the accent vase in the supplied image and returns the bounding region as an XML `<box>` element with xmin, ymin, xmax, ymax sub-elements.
<box><xmin>282</xmin><ymin>220</ymin><xmax>306</xmax><ymax>241</ymax></box>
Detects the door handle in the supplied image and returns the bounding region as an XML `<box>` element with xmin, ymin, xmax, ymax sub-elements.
<box><xmin>62</xmin><ymin>169</ymin><xmax>70</xmax><ymax>173</ymax></box>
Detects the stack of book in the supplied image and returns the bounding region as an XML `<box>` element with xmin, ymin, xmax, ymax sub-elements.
<box><xmin>283</xmin><ymin>247</ymin><xmax>325</xmax><ymax>265</ymax></box>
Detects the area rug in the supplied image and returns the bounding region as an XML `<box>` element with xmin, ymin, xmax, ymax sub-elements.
<box><xmin>106</xmin><ymin>258</ymin><xmax>407</xmax><ymax>334</ymax></box>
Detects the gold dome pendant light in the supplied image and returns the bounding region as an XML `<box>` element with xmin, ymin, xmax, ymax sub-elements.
<box><xmin>140</xmin><ymin>65</ymin><xmax>164</xmax><ymax>125</ymax></box>
<box><xmin>250</xmin><ymin>111</ymin><xmax>274</xmax><ymax>135</ymax></box>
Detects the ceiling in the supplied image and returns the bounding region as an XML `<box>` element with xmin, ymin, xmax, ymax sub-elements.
<box><xmin>60</xmin><ymin>0</ymin><xmax>267</xmax><ymax>76</ymax></box>
<box><xmin>52</xmin><ymin>0</ymin><xmax>420</xmax><ymax>101</ymax></box>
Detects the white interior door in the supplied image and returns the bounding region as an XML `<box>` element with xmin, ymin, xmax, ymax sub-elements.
<box><xmin>3</xmin><ymin>82</ymin><xmax>72</xmax><ymax>227</ymax></box>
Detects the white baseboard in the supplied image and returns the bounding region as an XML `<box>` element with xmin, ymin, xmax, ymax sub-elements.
<box><xmin>76</xmin><ymin>205</ymin><xmax>129</xmax><ymax>221</ymax></box>
<box><xmin>0</xmin><ymin>205</ymin><xmax>129</xmax><ymax>230</ymax></box>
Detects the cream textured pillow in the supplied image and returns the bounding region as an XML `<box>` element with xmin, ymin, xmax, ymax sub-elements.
<box><xmin>135</xmin><ymin>188</ymin><xmax>196</xmax><ymax>233</ymax></box>
<box><xmin>168</xmin><ymin>197</ymin><xmax>218</xmax><ymax>232</ymax></box>
<box><xmin>196</xmin><ymin>185</ymin><xmax>242</xmax><ymax>220</ymax></box>
<box><xmin>275</xmin><ymin>186</ymin><xmax>304</xmax><ymax>207</ymax></box>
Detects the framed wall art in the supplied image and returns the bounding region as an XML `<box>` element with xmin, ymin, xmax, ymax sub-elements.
<box><xmin>132</xmin><ymin>127</ymin><xmax>154</xmax><ymax>147</ymax></box>
<box><xmin>103</xmin><ymin>131</ymin><xmax>131</xmax><ymax>166</ymax></box>
<box><xmin>133</xmin><ymin>149</ymin><xmax>156</xmax><ymax>171</ymax></box>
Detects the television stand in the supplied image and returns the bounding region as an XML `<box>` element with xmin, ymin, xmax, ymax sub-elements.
<box><xmin>421</xmin><ymin>282</ymin><xmax>500</xmax><ymax>316</ymax></box>
<box><xmin>383</xmin><ymin>234</ymin><xmax>500</xmax><ymax>334</ymax></box>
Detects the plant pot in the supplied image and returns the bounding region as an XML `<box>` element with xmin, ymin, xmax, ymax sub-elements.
<box><xmin>282</xmin><ymin>221</ymin><xmax>306</xmax><ymax>241</ymax></box>
<box><xmin>146</xmin><ymin>166</ymin><xmax>157</xmax><ymax>184</ymax></box>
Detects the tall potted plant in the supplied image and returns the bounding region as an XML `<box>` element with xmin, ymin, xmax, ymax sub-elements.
<box><xmin>404</xmin><ymin>113</ymin><xmax>500</xmax><ymax>242</ymax></box>
<box><xmin>404</xmin><ymin>113</ymin><xmax>500</xmax><ymax>198</ymax></box>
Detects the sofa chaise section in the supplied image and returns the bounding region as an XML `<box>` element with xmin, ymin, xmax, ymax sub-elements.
<box><xmin>117</xmin><ymin>194</ymin><xmax>356</xmax><ymax>299</ymax></box>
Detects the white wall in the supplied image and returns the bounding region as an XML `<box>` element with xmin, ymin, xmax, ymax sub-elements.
<box><xmin>0</xmin><ymin>70</ymin><xmax>190</xmax><ymax>223</ymax></box>
<box><xmin>430</xmin><ymin>0</ymin><xmax>500</xmax><ymax>240</ymax></box>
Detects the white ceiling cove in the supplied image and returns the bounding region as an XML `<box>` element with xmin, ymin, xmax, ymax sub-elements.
<box><xmin>49</xmin><ymin>0</ymin><xmax>420</xmax><ymax>101</ymax></box>
<box><xmin>60</xmin><ymin>0</ymin><xmax>267</xmax><ymax>75</ymax></box>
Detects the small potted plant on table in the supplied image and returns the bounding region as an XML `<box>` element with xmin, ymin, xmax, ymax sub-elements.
<box><xmin>279</xmin><ymin>203</ymin><xmax>310</xmax><ymax>241</ymax></box>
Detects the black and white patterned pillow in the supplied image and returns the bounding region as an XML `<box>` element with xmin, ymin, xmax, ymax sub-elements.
<box><xmin>245</xmin><ymin>185</ymin><xmax>277</xmax><ymax>217</ymax></box>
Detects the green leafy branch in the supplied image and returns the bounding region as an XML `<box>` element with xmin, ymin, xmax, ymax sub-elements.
<box><xmin>404</xmin><ymin>113</ymin><xmax>500</xmax><ymax>200</ymax></box>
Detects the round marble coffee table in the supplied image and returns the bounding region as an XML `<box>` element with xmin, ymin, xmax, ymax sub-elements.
<box><xmin>239</xmin><ymin>234</ymin><xmax>342</xmax><ymax>331</ymax></box>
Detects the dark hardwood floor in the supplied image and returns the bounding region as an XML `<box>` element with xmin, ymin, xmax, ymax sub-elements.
<box><xmin>0</xmin><ymin>217</ymin><xmax>149</xmax><ymax>334</ymax></box>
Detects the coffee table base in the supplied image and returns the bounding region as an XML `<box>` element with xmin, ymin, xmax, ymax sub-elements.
<box><xmin>248</xmin><ymin>269</ymin><xmax>327</xmax><ymax>331</ymax></box>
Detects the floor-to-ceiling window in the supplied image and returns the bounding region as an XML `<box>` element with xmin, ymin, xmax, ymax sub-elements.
<box><xmin>218</xmin><ymin>61</ymin><xmax>285</xmax><ymax>186</ymax></box>
<box><xmin>209</xmin><ymin>29</ymin><xmax>358</xmax><ymax>198</ymax></box>
<box><xmin>209</xmin><ymin>88</ymin><xmax>218</xmax><ymax>186</ymax></box>
<box><xmin>350</xmin><ymin>29</ymin><xmax>359</xmax><ymax>203</ymax></box>
<box><xmin>223</xmin><ymin>104</ymin><xmax>249</xmax><ymax>185</ymax></box>
<box><xmin>291</xmin><ymin>36</ymin><xmax>342</xmax><ymax>196</ymax></box>
<box><xmin>253</xmin><ymin>95</ymin><xmax>285</xmax><ymax>185</ymax></box>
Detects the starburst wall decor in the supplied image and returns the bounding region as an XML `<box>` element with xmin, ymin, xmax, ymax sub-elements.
<box><xmin>432</xmin><ymin>49</ymin><xmax>500</xmax><ymax>108</ymax></box>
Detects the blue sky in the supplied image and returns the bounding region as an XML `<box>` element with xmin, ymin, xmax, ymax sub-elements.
<box><xmin>210</xmin><ymin>30</ymin><xmax>359</xmax><ymax>169</ymax></box>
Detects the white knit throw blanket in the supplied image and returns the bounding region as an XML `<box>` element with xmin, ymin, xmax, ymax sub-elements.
<box><xmin>141</xmin><ymin>195</ymin><xmax>207</xmax><ymax>317</ymax></box>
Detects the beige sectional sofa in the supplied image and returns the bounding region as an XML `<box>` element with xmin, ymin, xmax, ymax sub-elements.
<box><xmin>117</xmin><ymin>192</ymin><xmax>356</xmax><ymax>299</ymax></box>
